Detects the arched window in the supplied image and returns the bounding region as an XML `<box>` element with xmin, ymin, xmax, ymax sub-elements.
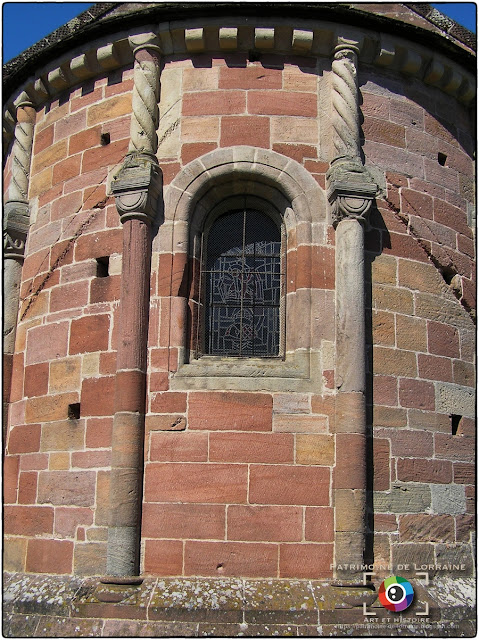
<box><xmin>199</xmin><ymin>208</ymin><xmax>284</xmax><ymax>357</ymax></box>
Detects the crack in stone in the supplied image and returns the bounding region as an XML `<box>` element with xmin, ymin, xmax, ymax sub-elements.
<box><xmin>383</xmin><ymin>193</ymin><xmax>476</xmax><ymax>324</ymax></box>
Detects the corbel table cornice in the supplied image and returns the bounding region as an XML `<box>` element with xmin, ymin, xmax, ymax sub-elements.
<box><xmin>3</xmin><ymin>18</ymin><xmax>475</xmax><ymax>147</ymax></box>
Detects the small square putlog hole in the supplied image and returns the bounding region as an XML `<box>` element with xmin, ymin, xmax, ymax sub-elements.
<box><xmin>68</xmin><ymin>403</ymin><xmax>81</xmax><ymax>420</ymax></box>
<box><xmin>451</xmin><ymin>414</ymin><xmax>463</xmax><ymax>436</ymax></box>
<box><xmin>96</xmin><ymin>256</ymin><xmax>110</xmax><ymax>278</ymax></box>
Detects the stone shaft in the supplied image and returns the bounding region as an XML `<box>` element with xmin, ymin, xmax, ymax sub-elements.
<box><xmin>335</xmin><ymin>218</ymin><xmax>366</xmax><ymax>394</ymax></box>
<box><xmin>333</xmin><ymin>218</ymin><xmax>368</xmax><ymax>581</ymax></box>
<box><xmin>107</xmin><ymin>219</ymin><xmax>152</xmax><ymax>577</ymax></box>
<box><xmin>4</xmin><ymin>101</ymin><xmax>36</xmax><ymax>445</ymax></box>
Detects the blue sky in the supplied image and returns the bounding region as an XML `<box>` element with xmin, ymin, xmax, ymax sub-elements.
<box><xmin>2</xmin><ymin>2</ymin><xmax>477</xmax><ymax>63</ymax></box>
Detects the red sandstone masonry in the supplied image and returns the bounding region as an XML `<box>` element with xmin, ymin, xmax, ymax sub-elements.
<box><xmin>4</xmin><ymin>42</ymin><xmax>476</xmax><ymax>584</ymax></box>
<box><xmin>427</xmin><ymin>322</ymin><xmax>460</xmax><ymax>358</ymax></box>
<box><xmin>4</xmin><ymin>505</ymin><xmax>54</xmax><ymax>536</ymax></box>
<box><xmin>149</xmin><ymin>432</ymin><xmax>208</xmax><ymax>462</ymax></box>
<box><xmin>23</xmin><ymin>363</ymin><xmax>48</xmax><ymax>398</ymax></box>
<box><xmin>435</xmin><ymin>433</ymin><xmax>474</xmax><ymax>462</ymax></box>
<box><xmin>248</xmin><ymin>91</ymin><xmax>317</xmax><ymax>117</ymax></box>
<box><xmin>52</xmin><ymin>156</ymin><xmax>82</xmax><ymax>186</ymax></box>
<box><xmin>418</xmin><ymin>354</ymin><xmax>453</xmax><ymax>382</ymax></box>
<box><xmin>4</xmin><ymin>456</ymin><xmax>19</xmax><ymax>503</ymax></box>
<box><xmin>142</xmin><ymin>503</ymin><xmax>225</xmax><ymax>540</ymax></box>
<box><xmin>26</xmin><ymin>539</ymin><xmax>73</xmax><ymax>574</ymax></box>
<box><xmin>220</xmin><ymin>115</ymin><xmax>270</xmax><ymax>148</ymax></box>
<box><xmin>280</xmin><ymin>544</ymin><xmax>334</xmax><ymax>579</ymax></box>
<box><xmin>181</xmin><ymin>142</ymin><xmax>217</xmax><ymax>164</ymax></box>
<box><xmin>219</xmin><ymin>66</ymin><xmax>283</xmax><ymax>90</ymax></box>
<box><xmin>80</xmin><ymin>376</ymin><xmax>115</xmax><ymax>417</ymax></box>
<box><xmin>249</xmin><ymin>465</ymin><xmax>330</xmax><ymax>506</ymax></box>
<box><xmin>272</xmin><ymin>143</ymin><xmax>318</xmax><ymax>163</ymax></box>
<box><xmin>304</xmin><ymin>507</ymin><xmax>334</xmax><ymax>542</ymax></box>
<box><xmin>399</xmin><ymin>514</ymin><xmax>455</xmax><ymax>543</ymax></box>
<box><xmin>396</xmin><ymin>458</ymin><xmax>452</xmax><ymax>483</ymax></box>
<box><xmin>398</xmin><ymin>378</ymin><xmax>435</xmax><ymax>410</ymax></box>
<box><xmin>8</xmin><ymin>424</ymin><xmax>42</xmax><ymax>454</ymax></box>
<box><xmin>184</xmin><ymin>541</ymin><xmax>279</xmax><ymax>578</ymax></box>
<box><xmin>373</xmin><ymin>439</ymin><xmax>390</xmax><ymax>491</ymax></box>
<box><xmin>18</xmin><ymin>471</ymin><xmax>38</xmax><ymax>504</ymax></box>
<box><xmin>54</xmin><ymin>507</ymin><xmax>94</xmax><ymax>538</ymax></box>
<box><xmin>151</xmin><ymin>392</ymin><xmax>187</xmax><ymax>414</ymax></box>
<box><xmin>379</xmin><ymin>428</ymin><xmax>434</xmax><ymax>458</ymax></box>
<box><xmin>37</xmin><ymin>470</ymin><xmax>96</xmax><ymax>507</ymax></box>
<box><xmin>144</xmin><ymin>463</ymin><xmax>248</xmax><ymax>503</ymax></box>
<box><xmin>362</xmin><ymin>117</ymin><xmax>406</xmax><ymax>148</ymax></box>
<box><xmin>183</xmin><ymin>91</ymin><xmax>246</xmax><ymax>116</ymax></box>
<box><xmin>188</xmin><ymin>392</ymin><xmax>272</xmax><ymax>431</ymax></box>
<box><xmin>227</xmin><ymin>505</ymin><xmax>303</xmax><ymax>542</ymax></box>
<box><xmin>25</xmin><ymin>320</ymin><xmax>70</xmax><ymax>364</ymax></box>
<box><xmin>85</xmin><ymin>417</ymin><xmax>113</xmax><ymax>449</ymax></box>
<box><xmin>373</xmin><ymin>376</ymin><xmax>398</xmax><ymax>406</ymax></box>
<box><xmin>143</xmin><ymin>539</ymin><xmax>184</xmax><ymax>575</ymax></box>
<box><xmin>209</xmin><ymin>432</ymin><xmax>294</xmax><ymax>464</ymax></box>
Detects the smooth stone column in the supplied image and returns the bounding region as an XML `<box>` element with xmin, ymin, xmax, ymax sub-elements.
<box><xmin>3</xmin><ymin>97</ymin><xmax>35</xmax><ymax>442</ymax></box>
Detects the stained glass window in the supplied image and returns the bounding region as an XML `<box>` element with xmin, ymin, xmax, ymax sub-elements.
<box><xmin>201</xmin><ymin>209</ymin><xmax>283</xmax><ymax>357</ymax></box>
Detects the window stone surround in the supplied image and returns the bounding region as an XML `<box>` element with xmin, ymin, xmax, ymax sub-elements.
<box><xmin>162</xmin><ymin>146</ymin><xmax>330</xmax><ymax>392</ymax></box>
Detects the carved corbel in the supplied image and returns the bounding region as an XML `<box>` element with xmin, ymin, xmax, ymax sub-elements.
<box><xmin>111</xmin><ymin>152</ymin><xmax>162</xmax><ymax>225</ymax></box>
<box><xmin>3</xmin><ymin>201</ymin><xmax>29</xmax><ymax>260</ymax></box>
<box><xmin>327</xmin><ymin>160</ymin><xmax>378</xmax><ymax>228</ymax></box>
<box><xmin>328</xmin><ymin>182</ymin><xmax>377</xmax><ymax>227</ymax></box>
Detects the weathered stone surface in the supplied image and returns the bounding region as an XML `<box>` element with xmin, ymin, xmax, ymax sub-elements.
<box><xmin>391</xmin><ymin>542</ymin><xmax>435</xmax><ymax>576</ymax></box>
<box><xmin>374</xmin><ymin>484</ymin><xmax>431</xmax><ymax>513</ymax></box>
<box><xmin>296</xmin><ymin>434</ymin><xmax>334</xmax><ymax>465</ymax></box>
<box><xmin>4</xmin><ymin>573</ymin><xmax>84</xmax><ymax>617</ymax></box>
<box><xmin>434</xmin><ymin>545</ymin><xmax>475</xmax><ymax>576</ymax></box>
<box><xmin>3</xmin><ymin>613</ymin><xmax>39</xmax><ymax>637</ymax></box>
<box><xmin>73</xmin><ymin>577</ymin><xmax>156</xmax><ymax>620</ymax></box>
<box><xmin>399</xmin><ymin>514</ymin><xmax>455</xmax><ymax>542</ymax></box>
<box><xmin>431</xmin><ymin>484</ymin><xmax>466</xmax><ymax>514</ymax></box>
<box><xmin>35</xmin><ymin>616</ymin><xmax>104</xmax><ymax>637</ymax></box>
<box><xmin>273</xmin><ymin>393</ymin><xmax>310</xmax><ymax>414</ymax></box>
<box><xmin>2</xmin><ymin>573</ymin><xmax>476</xmax><ymax>635</ymax></box>
<box><xmin>37</xmin><ymin>471</ymin><xmax>96</xmax><ymax>507</ymax></box>
<box><xmin>435</xmin><ymin>383</ymin><xmax>475</xmax><ymax>418</ymax></box>
<box><xmin>273</xmin><ymin>414</ymin><xmax>328</xmax><ymax>433</ymax></box>
<box><xmin>149</xmin><ymin>578</ymin><xmax>243</xmax><ymax>622</ymax></box>
<box><xmin>243</xmin><ymin>580</ymin><xmax>317</xmax><ymax>624</ymax></box>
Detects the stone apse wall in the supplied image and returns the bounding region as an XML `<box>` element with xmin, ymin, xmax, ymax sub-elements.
<box><xmin>3</xmin><ymin>5</ymin><xmax>475</xmax><ymax>584</ymax></box>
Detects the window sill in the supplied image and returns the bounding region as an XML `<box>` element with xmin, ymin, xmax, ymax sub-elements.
<box><xmin>170</xmin><ymin>351</ymin><xmax>317</xmax><ymax>392</ymax></box>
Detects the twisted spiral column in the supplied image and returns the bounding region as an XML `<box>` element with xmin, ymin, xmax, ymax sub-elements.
<box><xmin>8</xmin><ymin>97</ymin><xmax>36</xmax><ymax>202</ymax></box>
<box><xmin>331</xmin><ymin>45</ymin><xmax>361</xmax><ymax>163</ymax></box>
<box><xmin>128</xmin><ymin>33</ymin><xmax>161</xmax><ymax>154</ymax></box>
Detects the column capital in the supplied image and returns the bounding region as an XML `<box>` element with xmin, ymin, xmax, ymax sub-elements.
<box><xmin>327</xmin><ymin>160</ymin><xmax>378</xmax><ymax>228</ymax></box>
<box><xmin>14</xmin><ymin>92</ymin><xmax>35</xmax><ymax>113</ymax></box>
<box><xmin>111</xmin><ymin>152</ymin><xmax>162</xmax><ymax>225</ymax></box>
<box><xmin>3</xmin><ymin>200</ymin><xmax>29</xmax><ymax>260</ymax></box>
<box><xmin>128</xmin><ymin>32</ymin><xmax>161</xmax><ymax>56</ymax></box>
<box><xmin>333</xmin><ymin>42</ymin><xmax>360</xmax><ymax>58</ymax></box>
